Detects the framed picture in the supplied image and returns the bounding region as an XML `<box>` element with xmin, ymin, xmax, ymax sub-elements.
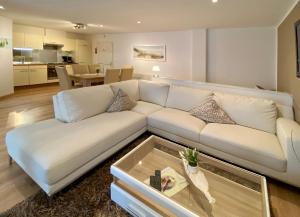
<box><xmin>133</xmin><ymin>45</ymin><xmax>166</xmax><ymax>61</ymax></box>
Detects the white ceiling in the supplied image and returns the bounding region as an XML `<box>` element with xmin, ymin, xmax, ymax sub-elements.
<box><xmin>0</xmin><ymin>0</ymin><xmax>298</xmax><ymax>34</ymax></box>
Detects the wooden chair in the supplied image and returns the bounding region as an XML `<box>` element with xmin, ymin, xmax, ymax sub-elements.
<box><xmin>104</xmin><ymin>69</ymin><xmax>120</xmax><ymax>84</ymax></box>
<box><xmin>72</xmin><ymin>64</ymin><xmax>89</xmax><ymax>74</ymax></box>
<box><xmin>120</xmin><ymin>68</ymin><xmax>133</xmax><ymax>81</ymax></box>
<box><xmin>56</xmin><ymin>66</ymin><xmax>73</xmax><ymax>90</ymax></box>
<box><xmin>123</xmin><ymin>64</ymin><xmax>133</xmax><ymax>69</ymax></box>
<box><xmin>88</xmin><ymin>64</ymin><xmax>102</xmax><ymax>74</ymax></box>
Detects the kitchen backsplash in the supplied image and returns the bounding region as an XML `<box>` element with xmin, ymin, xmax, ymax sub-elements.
<box><xmin>13</xmin><ymin>49</ymin><xmax>74</xmax><ymax>63</ymax></box>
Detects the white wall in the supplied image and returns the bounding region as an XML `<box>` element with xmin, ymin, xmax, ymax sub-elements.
<box><xmin>207</xmin><ymin>27</ymin><xmax>276</xmax><ymax>90</ymax></box>
<box><xmin>91</xmin><ymin>27</ymin><xmax>276</xmax><ymax>89</ymax></box>
<box><xmin>0</xmin><ymin>16</ymin><xmax>13</xmax><ymax>97</ymax></box>
<box><xmin>91</xmin><ymin>30</ymin><xmax>207</xmax><ymax>80</ymax></box>
<box><xmin>192</xmin><ymin>29</ymin><xmax>207</xmax><ymax>82</ymax></box>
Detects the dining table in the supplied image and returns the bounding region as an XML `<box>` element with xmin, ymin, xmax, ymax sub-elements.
<box><xmin>69</xmin><ymin>73</ymin><xmax>105</xmax><ymax>87</ymax></box>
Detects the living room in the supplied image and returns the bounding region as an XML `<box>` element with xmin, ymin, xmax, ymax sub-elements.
<box><xmin>0</xmin><ymin>0</ymin><xmax>300</xmax><ymax>217</ymax></box>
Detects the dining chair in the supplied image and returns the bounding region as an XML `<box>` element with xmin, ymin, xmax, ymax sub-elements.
<box><xmin>55</xmin><ymin>66</ymin><xmax>73</xmax><ymax>90</ymax></box>
<box><xmin>72</xmin><ymin>64</ymin><xmax>89</xmax><ymax>74</ymax></box>
<box><xmin>120</xmin><ymin>68</ymin><xmax>133</xmax><ymax>81</ymax></box>
<box><xmin>88</xmin><ymin>64</ymin><xmax>102</xmax><ymax>74</ymax></box>
<box><xmin>123</xmin><ymin>64</ymin><xmax>133</xmax><ymax>69</ymax></box>
<box><xmin>104</xmin><ymin>69</ymin><xmax>120</xmax><ymax>84</ymax></box>
<box><xmin>88</xmin><ymin>64</ymin><xmax>105</xmax><ymax>85</ymax></box>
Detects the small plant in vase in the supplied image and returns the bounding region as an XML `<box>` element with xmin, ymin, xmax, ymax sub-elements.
<box><xmin>179</xmin><ymin>148</ymin><xmax>198</xmax><ymax>173</ymax></box>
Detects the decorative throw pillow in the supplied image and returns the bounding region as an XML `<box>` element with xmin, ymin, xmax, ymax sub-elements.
<box><xmin>190</xmin><ymin>99</ymin><xmax>235</xmax><ymax>124</ymax></box>
<box><xmin>107</xmin><ymin>88</ymin><xmax>137</xmax><ymax>113</ymax></box>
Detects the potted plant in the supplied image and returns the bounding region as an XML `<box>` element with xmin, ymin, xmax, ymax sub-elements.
<box><xmin>179</xmin><ymin>148</ymin><xmax>198</xmax><ymax>173</ymax></box>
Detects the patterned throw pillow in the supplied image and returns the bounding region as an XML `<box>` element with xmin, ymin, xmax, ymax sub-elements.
<box><xmin>107</xmin><ymin>88</ymin><xmax>137</xmax><ymax>113</ymax></box>
<box><xmin>190</xmin><ymin>99</ymin><xmax>235</xmax><ymax>124</ymax></box>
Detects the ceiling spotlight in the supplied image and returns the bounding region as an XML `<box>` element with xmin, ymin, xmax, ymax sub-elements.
<box><xmin>99</xmin><ymin>24</ymin><xmax>104</xmax><ymax>28</ymax></box>
<box><xmin>0</xmin><ymin>5</ymin><xmax>5</xmax><ymax>10</ymax></box>
<box><xmin>73</xmin><ymin>23</ymin><xmax>86</xmax><ymax>30</ymax></box>
<box><xmin>137</xmin><ymin>21</ymin><xmax>141</xmax><ymax>24</ymax></box>
<box><xmin>212</xmin><ymin>0</ymin><xmax>218</xmax><ymax>3</ymax></box>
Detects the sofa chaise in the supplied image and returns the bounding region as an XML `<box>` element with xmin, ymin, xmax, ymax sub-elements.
<box><xmin>6</xmin><ymin>79</ymin><xmax>300</xmax><ymax>195</ymax></box>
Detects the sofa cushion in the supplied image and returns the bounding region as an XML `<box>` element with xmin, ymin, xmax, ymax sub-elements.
<box><xmin>107</xmin><ymin>88</ymin><xmax>137</xmax><ymax>112</ymax></box>
<box><xmin>200</xmin><ymin>123</ymin><xmax>286</xmax><ymax>172</ymax></box>
<box><xmin>214</xmin><ymin>92</ymin><xmax>277</xmax><ymax>134</ymax></box>
<box><xmin>131</xmin><ymin>101</ymin><xmax>163</xmax><ymax>115</ymax></box>
<box><xmin>6</xmin><ymin>111</ymin><xmax>146</xmax><ymax>185</ymax></box>
<box><xmin>56</xmin><ymin>85</ymin><xmax>114</xmax><ymax>123</ymax></box>
<box><xmin>148</xmin><ymin>108</ymin><xmax>206</xmax><ymax>142</ymax></box>
<box><xmin>139</xmin><ymin>80</ymin><xmax>170</xmax><ymax>106</ymax></box>
<box><xmin>111</xmin><ymin>80</ymin><xmax>139</xmax><ymax>101</ymax></box>
<box><xmin>190</xmin><ymin>99</ymin><xmax>235</xmax><ymax>124</ymax></box>
<box><xmin>166</xmin><ymin>85</ymin><xmax>213</xmax><ymax>111</ymax></box>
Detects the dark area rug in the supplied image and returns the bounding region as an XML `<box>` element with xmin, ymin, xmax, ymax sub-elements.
<box><xmin>1</xmin><ymin>133</ymin><xmax>152</xmax><ymax>217</ymax></box>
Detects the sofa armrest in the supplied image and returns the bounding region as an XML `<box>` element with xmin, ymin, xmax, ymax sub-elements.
<box><xmin>53</xmin><ymin>95</ymin><xmax>66</xmax><ymax>122</ymax></box>
<box><xmin>277</xmin><ymin>118</ymin><xmax>300</xmax><ymax>162</ymax></box>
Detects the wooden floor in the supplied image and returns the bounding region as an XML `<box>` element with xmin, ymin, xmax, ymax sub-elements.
<box><xmin>0</xmin><ymin>85</ymin><xmax>300</xmax><ymax>216</ymax></box>
<box><xmin>0</xmin><ymin>84</ymin><xmax>59</xmax><ymax>213</ymax></box>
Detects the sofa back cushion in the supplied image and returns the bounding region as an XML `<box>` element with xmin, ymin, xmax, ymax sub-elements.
<box><xmin>139</xmin><ymin>80</ymin><xmax>170</xmax><ymax>106</ymax></box>
<box><xmin>166</xmin><ymin>85</ymin><xmax>213</xmax><ymax>111</ymax></box>
<box><xmin>214</xmin><ymin>92</ymin><xmax>277</xmax><ymax>134</ymax></box>
<box><xmin>156</xmin><ymin>78</ymin><xmax>294</xmax><ymax>120</ymax></box>
<box><xmin>110</xmin><ymin>80</ymin><xmax>139</xmax><ymax>101</ymax></box>
<box><xmin>56</xmin><ymin>85</ymin><xmax>114</xmax><ymax>122</ymax></box>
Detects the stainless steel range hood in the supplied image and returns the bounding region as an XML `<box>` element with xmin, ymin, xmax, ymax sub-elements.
<box><xmin>43</xmin><ymin>43</ymin><xmax>64</xmax><ymax>49</ymax></box>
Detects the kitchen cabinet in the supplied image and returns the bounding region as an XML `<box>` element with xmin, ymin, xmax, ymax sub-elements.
<box><xmin>13</xmin><ymin>32</ymin><xmax>25</xmax><ymax>48</ymax></box>
<box><xmin>13</xmin><ymin>66</ymin><xmax>29</xmax><ymax>86</ymax></box>
<box><xmin>28</xmin><ymin>65</ymin><xmax>47</xmax><ymax>85</ymax></box>
<box><xmin>44</xmin><ymin>29</ymin><xmax>66</xmax><ymax>45</ymax></box>
<box><xmin>25</xmin><ymin>34</ymin><xmax>44</xmax><ymax>50</ymax></box>
<box><xmin>62</xmin><ymin>38</ymin><xmax>76</xmax><ymax>51</ymax></box>
<box><xmin>13</xmin><ymin>25</ymin><xmax>44</xmax><ymax>49</ymax></box>
<box><xmin>75</xmin><ymin>40</ymin><xmax>92</xmax><ymax>64</ymax></box>
<box><xmin>13</xmin><ymin>65</ymin><xmax>48</xmax><ymax>86</ymax></box>
<box><xmin>13</xmin><ymin>33</ymin><xmax>43</xmax><ymax>49</ymax></box>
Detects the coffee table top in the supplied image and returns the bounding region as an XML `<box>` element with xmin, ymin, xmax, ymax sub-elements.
<box><xmin>111</xmin><ymin>135</ymin><xmax>270</xmax><ymax>217</ymax></box>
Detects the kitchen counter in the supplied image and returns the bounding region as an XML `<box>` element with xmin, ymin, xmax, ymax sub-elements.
<box><xmin>13</xmin><ymin>62</ymin><xmax>77</xmax><ymax>87</ymax></box>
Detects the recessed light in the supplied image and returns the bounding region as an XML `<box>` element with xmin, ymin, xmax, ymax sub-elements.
<box><xmin>0</xmin><ymin>5</ymin><xmax>5</xmax><ymax>10</ymax></box>
<box><xmin>137</xmin><ymin>21</ymin><xmax>141</xmax><ymax>24</ymax></box>
<box><xmin>212</xmin><ymin>0</ymin><xmax>218</xmax><ymax>3</ymax></box>
<box><xmin>99</xmin><ymin>24</ymin><xmax>103</xmax><ymax>28</ymax></box>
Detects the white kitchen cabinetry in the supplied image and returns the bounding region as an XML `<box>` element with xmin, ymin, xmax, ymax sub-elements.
<box><xmin>28</xmin><ymin>65</ymin><xmax>47</xmax><ymax>85</ymax></box>
<box><xmin>13</xmin><ymin>33</ymin><xmax>43</xmax><ymax>49</ymax></box>
<box><xmin>13</xmin><ymin>32</ymin><xmax>25</xmax><ymax>48</ymax></box>
<box><xmin>44</xmin><ymin>29</ymin><xmax>66</xmax><ymax>44</ymax></box>
<box><xmin>75</xmin><ymin>40</ymin><xmax>92</xmax><ymax>64</ymax></box>
<box><xmin>62</xmin><ymin>38</ymin><xmax>76</xmax><ymax>51</ymax></box>
<box><xmin>13</xmin><ymin>66</ymin><xmax>29</xmax><ymax>86</ymax></box>
<box><xmin>13</xmin><ymin>65</ymin><xmax>48</xmax><ymax>86</ymax></box>
<box><xmin>25</xmin><ymin>34</ymin><xmax>44</xmax><ymax>50</ymax></box>
<box><xmin>13</xmin><ymin>25</ymin><xmax>44</xmax><ymax>49</ymax></box>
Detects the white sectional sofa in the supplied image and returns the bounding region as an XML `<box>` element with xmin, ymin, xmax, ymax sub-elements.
<box><xmin>6</xmin><ymin>79</ymin><xmax>300</xmax><ymax>195</ymax></box>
